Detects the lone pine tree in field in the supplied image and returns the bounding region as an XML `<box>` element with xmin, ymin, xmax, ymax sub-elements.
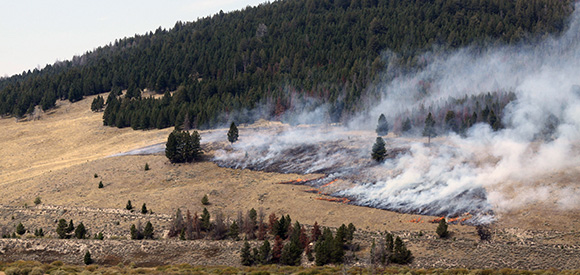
<box><xmin>423</xmin><ymin>112</ymin><xmax>436</xmax><ymax>144</ymax></box>
<box><xmin>371</xmin><ymin>137</ymin><xmax>387</xmax><ymax>162</ymax></box>
<box><xmin>436</xmin><ymin>218</ymin><xmax>449</xmax><ymax>238</ymax></box>
<box><xmin>227</xmin><ymin>122</ymin><xmax>239</xmax><ymax>144</ymax></box>
<box><xmin>376</xmin><ymin>114</ymin><xmax>389</xmax><ymax>136</ymax></box>
<box><xmin>165</xmin><ymin>130</ymin><xmax>202</xmax><ymax>163</ymax></box>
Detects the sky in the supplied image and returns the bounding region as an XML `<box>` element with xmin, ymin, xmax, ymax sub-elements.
<box><xmin>0</xmin><ymin>0</ymin><xmax>267</xmax><ymax>77</ymax></box>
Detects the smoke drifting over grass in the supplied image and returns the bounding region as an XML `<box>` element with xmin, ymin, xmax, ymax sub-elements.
<box><xmin>212</xmin><ymin>4</ymin><xmax>580</xmax><ymax>224</ymax></box>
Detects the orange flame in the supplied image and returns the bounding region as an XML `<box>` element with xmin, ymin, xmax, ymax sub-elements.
<box><xmin>407</xmin><ymin>217</ymin><xmax>423</xmax><ymax>223</ymax></box>
<box><xmin>320</xmin><ymin>179</ymin><xmax>338</xmax><ymax>188</ymax></box>
<box><xmin>430</xmin><ymin>217</ymin><xmax>445</xmax><ymax>223</ymax></box>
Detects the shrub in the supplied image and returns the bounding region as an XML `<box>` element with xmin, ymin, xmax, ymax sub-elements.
<box><xmin>33</xmin><ymin>197</ymin><xmax>41</xmax><ymax>205</ymax></box>
<box><xmin>94</xmin><ymin>173</ymin><xmax>98</xmax><ymax>178</ymax></box>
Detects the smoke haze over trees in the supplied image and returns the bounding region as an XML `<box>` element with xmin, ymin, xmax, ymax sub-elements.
<box><xmin>0</xmin><ymin>0</ymin><xmax>574</xmax><ymax>128</ymax></box>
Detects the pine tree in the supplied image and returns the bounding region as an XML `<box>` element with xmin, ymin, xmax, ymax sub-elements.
<box><xmin>346</xmin><ymin>223</ymin><xmax>356</xmax><ymax>241</ymax></box>
<box><xmin>227</xmin><ymin>122</ymin><xmax>239</xmax><ymax>144</ymax></box>
<box><xmin>391</xmin><ymin>236</ymin><xmax>413</xmax><ymax>264</ymax></box>
<box><xmin>66</xmin><ymin>220</ymin><xmax>75</xmax><ymax>234</ymax></box>
<box><xmin>143</xmin><ymin>221</ymin><xmax>154</xmax><ymax>239</ymax></box>
<box><xmin>56</xmin><ymin>219</ymin><xmax>68</xmax><ymax>239</ymax></box>
<box><xmin>130</xmin><ymin>223</ymin><xmax>143</xmax><ymax>240</ymax></box>
<box><xmin>444</xmin><ymin>110</ymin><xmax>457</xmax><ymax>133</ymax></box>
<box><xmin>201</xmin><ymin>194</ymin><xmax>209</xmax><ymax>205</ymax></box>
<box><xmin>165</xmin><ymin>130</ymin><xmax>180</xmax><ymax>163</ymax></box>
<box><xmin>201</xmin><ymin>208</ymin><xmax>211</xmax><ymax>232</ymax></box>
<box><xmin>280</xmin><ymin>238</ymin><xmax>303</xmax><ymax>266</ymax></box>
<box><xmin>98</xmin><ymin>181</ymin><xmax>104</xmax><ymax>188</ymax></box>
<box><xmin>229</xmin><ymin>220</ymin><xmax>240</xmax><ymax>240</ymax></box>
<box><xmin>314</xmin><ymin>228</ymin><xmax>333</xmax><ymax>266</ymax></box>
<box><xmin>371</xmin><ymin>137</ymin><xmax>387</xmax><ymax>162</ymax></box>
<box><xmin>423</xmin><ymin>112</ymin><xmax>436</xmax><ymax>144</ymax></box>
<box><xmin>144</xmin><ymin>163</ymin><xmax>150</xmax><ymax>171</ymax></box>
<box><xmin>241</xmin><ymin>241</ymin><xmax>253</xmax><ymax>266</ymax></box>
<box><xmin>84</xmin><ymin>251</ymin><xmax>93</xmax><ymax>265</ymax></box>
<box><xmin>74</xmin><ymin>222</ymin><xmax>86</xmax><ymax>239</ymax></box>
<box><xmin>141</xmin><ymin>203</ymin><xmax>148</xmax><ymax>214</ymax></box>
<box><xmin>402</xmin><ymin>117</ymin><xmax>412</xmax><ymax>133</ymax></box>
<box><xmin>376</xmin><ymin>114</ymin><xmax>389</xmax><ymax>136</ymax></box>
<box><xmin>16</xmin><ymin>223</ymin><xmax>26</xmax><ymax>235</ymax></box>
<box><xmin>436</xmin><ymin>219</ymin><xmax>449</xmax><ymax>238</ymax></box>
<box><xmin>126</xmin><ymin>200</ymin><xmax>133</xmax><ymax>211</ymax></box>
<box><xmin>258</xmin><ymin>239</ymin><xmax>271</xmax><ymax>265</ymax></box>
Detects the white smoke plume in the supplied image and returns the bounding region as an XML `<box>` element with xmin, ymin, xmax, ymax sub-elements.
<box><xmin>212</xmin><ymin>4</ymin><xmax>580</xmax><ymax>224</ymax></box>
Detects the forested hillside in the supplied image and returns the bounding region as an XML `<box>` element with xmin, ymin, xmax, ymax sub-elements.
<box><xmin>0</xmin><ymin>0</ymin><xmax>574</xmax><ymax>129</ymax></box>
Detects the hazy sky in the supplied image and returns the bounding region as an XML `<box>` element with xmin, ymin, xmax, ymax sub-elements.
<box><xmin>0</xmin><ymin>0</ymin><xmax>267</xmax><ymax>77</ymax></box>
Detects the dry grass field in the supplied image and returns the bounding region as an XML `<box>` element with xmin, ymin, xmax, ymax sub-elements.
<box><xmin>1</xmin><ymin>94</ymin><xmax>579</xmax><ymax>270</ymax></box>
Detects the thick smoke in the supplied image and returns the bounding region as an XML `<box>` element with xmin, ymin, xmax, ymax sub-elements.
<box><xmin>212</xmin><ymin>4</ymin><xmax>580</xmax><ymax>224</ymax></box>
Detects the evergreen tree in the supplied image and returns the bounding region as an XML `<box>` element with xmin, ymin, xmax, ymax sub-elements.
<box><xmin>228</xmin><ymin>220</ymin><xmax>240</xmax><ymax>240</ymax></box>
<box><xmin>143</xmin><ymin>221</ymin><xmax>154</xmax><ymax>239</ymax></box>
<box><xmin>227</xmin><ymin>122</ymin><xmax>239</xmax><ymax>144</ymax></box>
<box><xmin>444</xmin><ymin>110</ymin><xmax>457</xmax><ymax>133</ymax></box>
<box><xmin>165</xmin><ymin>130</ymin><xmax>180</xmax><ymax>163</ymax></box>
<box><xmin>66</xmin><ymin>220</ymin><xmax>75</xmax><ymax>234</ymax></box>
<box><xmin>402</xmin><ymin>117</ymin><xmax>412</xmax><ymax>133</ymax></box>
<box><xmin>314</xmin><ymin>228</ymin><xmax>333</xmax><ymax>266</ymax></box>
<box><xmin>144</xmin><ymin>163</ymin><xmax>150</xmax><ymax>171</ymax></box>
<box><xmin>74</xmin><ymin>222</ymin><xmax>86</xmax><ymax>239</ymax></box>
<box><xmin>201</xmin><ymin>194</ymin><xmax>209</xmax><ymax>205</ymax></box>
<box><xmin>385</xmin><ymin>232</ymin><xmax>394</xmax><ymax>253</ymax></box>
<box><xmin>16</xmin><ymin>223</ymin><xmax>26</xmax><ymax>235</ymax></box>
<box><xmin>91</xmin><ymin>95</ymin><xmax>105</xmax><ymax>112</ymax></box>
<box><xmin>165</xmin><ymin>130</ymin><xmax>203</xmax><ymax>163</ymax></box>
<box><xmin>346</xmin><ymin>223</ymin><xmax>356</xmax><ymax>242</ymax></box>
<box><xmin>141</xmin><ymin>203</ymin><xmax>148</xmax><ymax>214</ymax></box>
<box><xmin>371</xmin><ymin>137</ymin><xmax>387</xmax><ymax>162</ymax></box>
<box><xmin>201</xmin><ymin>208</ymin><xmax>211</xmax><ymax>231</ymax></box>
<box><xmin>126</xmin><ymin>200</ymin><xmax>133</xmax><ymax>211</ymax></box>
<box><xmin>240</xmin><ymin>241</ymin><xmax>253</xmax><ymax>266</ymax></box>
<box><xmin>423</xmin><ymin>112</ymin><xmax>436</xmax><ymax>144</ymax></box>
<box><xmin>84</xmin><ymin>251</ymin><xmax>93</xmax><ymax>265</ymax></box>
<box><xmin>391</xmin><ymin>236</ymin><xmax>413</xmax><ymax>264</ymax></box>
<box><xmin>258</xmin><ymin>239</ymin><xmax>271</xmax><ymax>265</ymax></box>
<box><xmin>98</xmin><ymin>181</ymin><xmax>104</xmax><ymax>188</ymax></box>
<box><xmin>280</xmin><ymin>238</ymin><xmax>303</xmax><ymax>266</ymax></box>
<box><xmin>436</xmin><ymin>219</ymin><xmax>449</xmax><ymax>238</ymax></box>
<box><xmin>130</xmin><ymin>224</ymin><xmax>143</xmax><ymax>240</ymax></box>
<box><xmin>376</xmin><ymin>114</ymin><xmax>389</xmax><ymax>136</ymax></box>
<box><xmin>488</xmin><ymin>109</ymin><xmax>501</xmax><ymax>131</ymax></box>
<box><xmin>56</xmin><ymin>219</ymin><xmax>69</xmax><ymax>239</ymax></box>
